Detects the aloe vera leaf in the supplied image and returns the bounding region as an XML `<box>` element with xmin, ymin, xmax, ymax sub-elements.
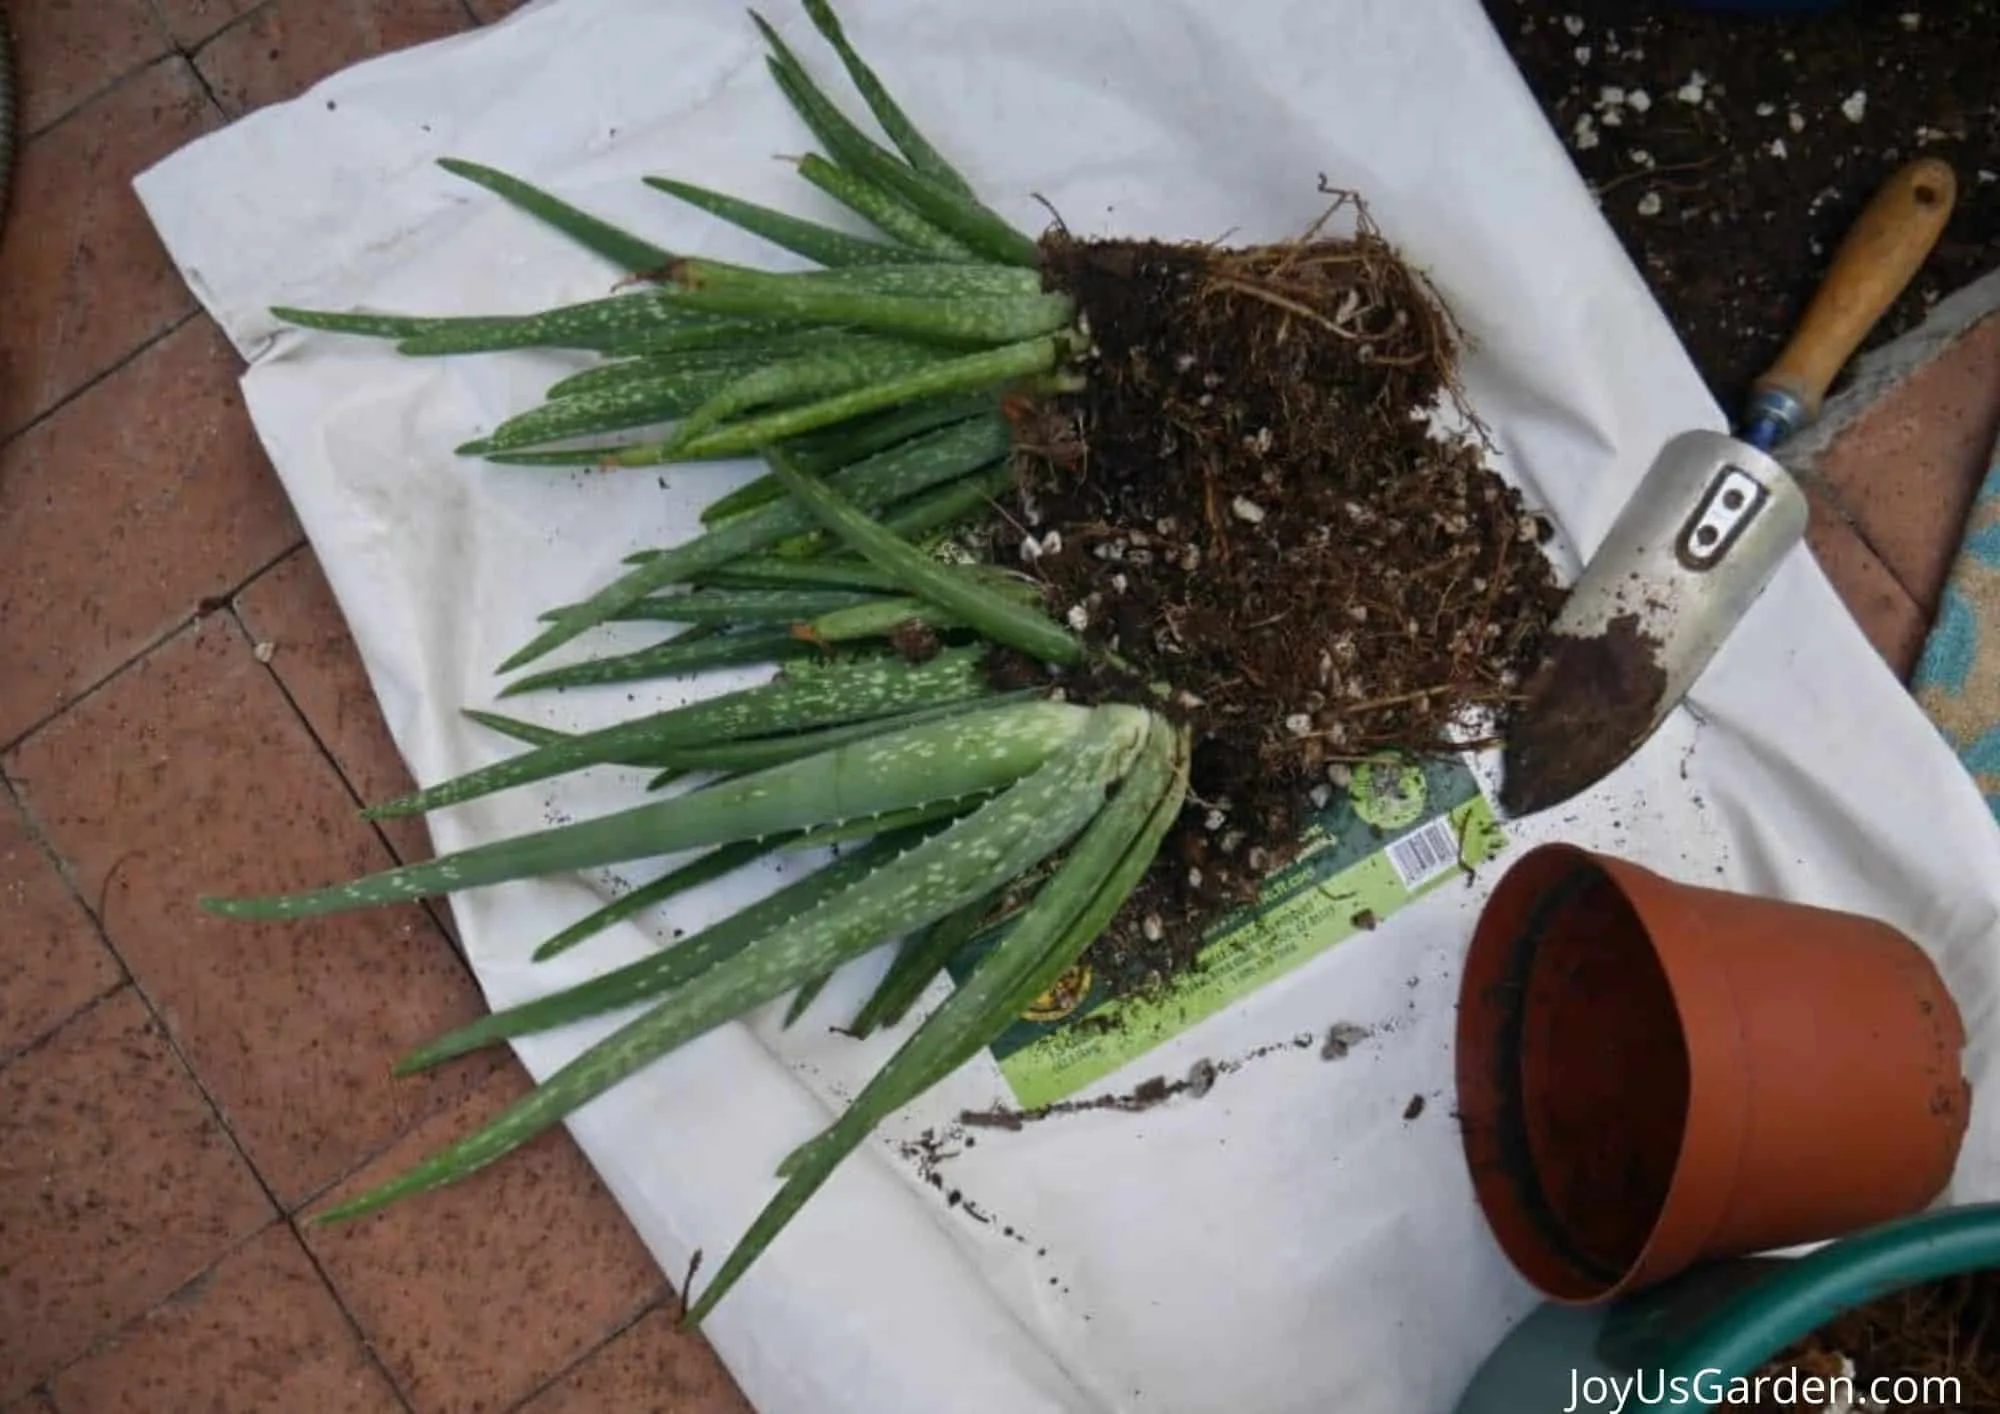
<box><xmin>782</xmin><ymin>715</ymin><xmax>1184</xmax><ymax>1175</ymax></box>
<box><xmin>470</xmin><ymin>367</ymin><xmax>748</xmax><ymax>453</ymax></box>
<box><xmin>752</xmin><ymin>20</ymin><xmax>1039</xmax><ymax>267</ymax></box>
<box><xmin>311</xmin><ymin>707</ymin><xmax>1146</xmax><ymax>1223</ymax></box>
<box><xmin>873</xmin><ymin>460</ymin><xmax>1017</xmax><ymax>542</ymax></box>
<box><xmin>570</xmin><ymin>337</ymin><xmax>1056</xmax><ymax>472</ymax></box>
<box><xmin>384</xmin><ymin>644</ymin><xmax>997</xmax><ymax>819</ymax></box>
<box><xmin>499</xmin><ymin>626</ymin><xmax>817</xmax><ymax>697</ymax></box>
<box><xmin>848</xmin><ymin>884</ymin><xmax>1003</xmax><ymax>1037</ymax></box>
<box><xmin>269</xmin><ymin>307</ymin><xmax>455</xmax><ymax>339</ymax></box>
<box><xmin>624</xmin><ymin>692</ymin><xmax>1033</xmax><ymax>778</ymax></box>
<box><xmin>644</xmin><ymin>174</ymin><xmax>930</xmax><ymax>268</ymax></box>
<box><xmin>395</xmin><ymin>298</ymin><xmax>786</xmax><ymax>357</ymax></box>
<box><xmin>783</xmin><ymin>969</ymin><xmax>834</xmax><ymax>1027</ymax></box>
<box><xmin>797</xmin><ymin>0</ymin><xmax>977</xmax><ymax>196</ymax></box>
<box><xmin>777</xmin><ymin>392</ymin><xmax>998</xmax><ymax>474</ymax></box>
<box><xmin>660</xmin><ymin>258</ymin><xmax>1069</xmax><ymax>344</ymax></box>
<box><xmin>689</xmin><ymin>558</ymin><xmax>909</xmax><ymax>592</ymax></box>
<box><xmin>497</xmin><ymin>413</ymin><xmax>1009</xmax><ymax>671</ymax></box>
<box><xmin>204</xmin><ymin>699</ymin><xmax>1098</xmax><ymax>922</ymax></box>
<box><xmin>686</xmin><ymin>711</ymin><xmax>1172</xmax><ymax>1322</ymax></box>
<box><xmin>792</xmin><ymin>153</ymin><xmax>975</xmax><ymax>259</ymax></box>
<box><xmin>657</xmin><ymin>337</ymin><xmax>961</xmax><ymax>458</ymax></box>
<box><xmin>768</xmin><ymin>446</ymin><xmax>1083</xmax><ymax>666</ymax></box>
<box><xmin>437</xmin><ymin>157</ymin><xmax>673</xmax><ymax>274</ymax></box>
<box><xmin>461</xmin><ymin>707</ymin><xmax>696</xmax><ymax>771</ymax></box>
<box><xmin>424</xmin><ymin>827</ymin><xmax>920</xmax><ymax>1047</ymax></box>
<box><xmin>533</xmin><ymin>836</ymin><xmax>784</xmax><ymax>963</ymax></box>
<box><xmin>543</xmin><ymin>330</ymin><xmax>862</xmax><ymax>400</ymax></box>
<box><xmin>564</xmin><ymin>589</ymin><xmax>882</xmax><ymax>625</ymax></box>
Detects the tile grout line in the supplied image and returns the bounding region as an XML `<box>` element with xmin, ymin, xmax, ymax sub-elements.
<box><xmin>494</xmin><ymin>1284</ymin><xmax>676</xmax><ymax>1414</ymax></box>
<box><xmin>0</xmin><ymin>536</ymin><xmax>306</xmax><ymax>759</ymax></box>
<box><xmin>0</xmin><ymin>307</ymin><xmax>200</xmax><ymax>459</ymax></box>
<box><xmin>3</xmin><ymin>756</ymin><xmax>430</xmax><ymax>1414</ymax></box>
<box><xmin>221</xmin><ymin>595</ymin><xmax>478</xmax><ymax>965</ymax></box>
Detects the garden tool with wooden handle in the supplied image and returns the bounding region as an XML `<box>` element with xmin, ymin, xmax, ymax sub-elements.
<box><xmin>1499</xmin><ymin>157</ymin><xmax>1959</xmax><ymax>817</ymax></box>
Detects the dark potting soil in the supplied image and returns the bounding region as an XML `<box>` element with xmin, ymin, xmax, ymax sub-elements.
<box><xmin>1484</xmin><ymin>0</ymin><xmax>2000</xmax><ymax>413</ymax></box>
<box><xmin>1498</xmin><ymin>612</ymin><xmax>1669</xmax><ymax>816</ymax></box>
<box><xmin>984</xmin><ymin>201</ymin><xmax>1566</xmax><ymax>995</ymax></box>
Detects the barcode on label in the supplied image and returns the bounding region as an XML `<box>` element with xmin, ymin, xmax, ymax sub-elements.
<box><xmin>1385</xmin><ymin>816</ymin><xmax>1460</xmax><ymax>890</ymax></box>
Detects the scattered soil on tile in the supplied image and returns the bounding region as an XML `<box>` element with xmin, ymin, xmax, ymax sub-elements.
<box><xmin>982</xmin><ymin>195</ymin><xmax>1565</xmax><ymax>997</ymax></box>
<box><xmin>1497</xmin><ymin>611</ymin><xmax>1668</xmax><ymax>815</ymax></box>
<box><xmin>1747</xmin><ymin>1270</ymin><xmax>2000</xmax><ymax>1410</ymax></box>
<box><xmin>1486</xmin><ymin>0</ymin><xmax>2000</xmax><ymax>411</ymax></box>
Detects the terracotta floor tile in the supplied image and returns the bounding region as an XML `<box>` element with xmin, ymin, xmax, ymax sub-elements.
<box><xmin>8</xmin><ymin>0</ymin><xmax>170</xmax><ymax>136</ymax></box>
<box><xmin>234</xmin><ymin>547</ymin><xmax>438</xmax><ymax>871</ymax></box>
<box><xmin>518</xmin><ymin>1307</ymin><xmax>751</xmax><ymax>1414</ymax></box>
<box><xmin>1808</xmin><ymin>312</ymin><xmax>2000</xmax><ymax>616</ymax></box>
<box><xmin>152</xmin><ymin>0</ymin><xmax>265</xmax><ymax>51</ymax></box>
<box><xmin>4</xmin><ymin>616</ymin><xmax>496</xmax><ymax>1208</ymax></box>
<box><xmin>1806</xmin><ymin>487</ymin><xmax>1927</xmax><ymax>682</ymax></box>
<box><xmin>0</xmin><ymin>58</ymin><xmax>219</xmax><ymax>440</ymax></box>
<box><xmin>0</xmin><ymin>792</ymin><xmax>121</xmax><ymax>1062</ymax></box>
<box><xmin>193</xmin><ymin>0</ymin><xmax>473</xmax><ymax>118</ymax></box>
<box><xmin>0</xmin><ymin>317</ymin><xmax>302</xmax><ymax>749</ymax></box>
<box><xmin>0</xmin><ymin>989</ymin><xmax>273</xmax><ymax>1402</ymax></box>
<box><xmin>304</xmin><ymin>1063</ymin><xmax>662</xmax><ymax>1414</ymax></box>
<box><xmin>49</xmin><ymin>1222</ymin><xmax>403</xmax><ymax>1414</ymax></box>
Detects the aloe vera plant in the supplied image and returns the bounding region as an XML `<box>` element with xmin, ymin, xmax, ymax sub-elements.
<box><xmin>200</xmin><ymin>0</ymin><xmax>1545</xmax><ymax>1333</ymax></box>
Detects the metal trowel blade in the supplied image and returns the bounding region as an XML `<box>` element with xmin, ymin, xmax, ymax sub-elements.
<box><xmin>1497</xmin><ymin>428</ymin><xmax>1809</xmax><ymax>817</ymax></box>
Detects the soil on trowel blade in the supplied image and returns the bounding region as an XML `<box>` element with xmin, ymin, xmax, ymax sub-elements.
<box><xmin>1498</xmin><ymin>612</ymin><xmax>1669</xmax><ymax>818</ymax></box>
<box><xmin>981</xmin><ymin>197</ymin><xmax>1567</xmax><ymax>997</ymax></box>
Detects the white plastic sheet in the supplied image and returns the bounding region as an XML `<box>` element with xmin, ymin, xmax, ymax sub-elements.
<box><xmin>133</xmin><ymin>2</ymin><xmax>2000</xmax><ymax>1410</ymax></box>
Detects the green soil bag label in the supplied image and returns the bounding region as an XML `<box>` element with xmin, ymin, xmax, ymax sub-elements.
<box><xmin>943</xmin><ymin>752</ymin><xmax>1506</xmax><ymax>1110</ymax></box>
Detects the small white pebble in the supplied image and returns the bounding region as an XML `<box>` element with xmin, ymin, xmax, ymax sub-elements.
<box><xmin>1018</xmin><ymin>534</ymin><xmax>1043</xmax><ymax>562</ymax></box>
<box><xmin>1187</xmin><ymin>868</ymin><xmax>1204</xmax><ymax>890</ymax></box>
<box><xmin>1066</xmin><ymin>604</ymin><xmax>1089</xmax><ymax>631</ymax></box>
<box><xmin>1636</xmin><ymin>190</ymin><xmax>1663</xmax><ymax>216</ymax></box>
<box><xmin>1309</xmin><ymin>784</ymin><xmax>1333</xmax><ymax>810</ymax></box>
<box><xmin>1755</xmin><ymin>101</ymin><xmax>1777</xmax><ymax>117</ymax></box>
<box><xmin>1841</xmin><ymin>89</ymin><xmax>1868</xmax><ymax>123</ymax></box>
<box><xmin>1110</xmin><ymin>573</ymin><xmax>1128</xmax><ymax>592</ymax></box>
<box><xmin>1598</xmin><ymin>85</ymin><xmax>1626</xmax><ymax>108</ymax></box>
<box><xmin>253</xmin><ymin>641</ymin><xmax>276</xmax><ymax>664</ymax></box>
<box><xmin>1039</xmin><ymin>529</ymin><xmax>1063</xmax><ymax>556</ymax></box>
<box><xmin>1204</xmin><ymin>808</ymin><xmax>1227</xmax><ymax>831</ymax></box>
<box><xmin>1142</xmin><ymin>914</ymin><xmax>1164</xmax><ymax>942</ymax></box>
<box><xmin>1768</xmin><ymin>138</ymin><xmax>1788</xmax><ymax>159</ymax></box>
<box><xmin>1573</xmin><ymin>44</ymin><xmax>1590</xmax><ymax>64</ymax></box>
<box><xmin>1675</xmin><ymin>73</ymin><xmax>1706</xmax><ymax>105</ymax></box>
<box><xmin>1600</xmin><ymin>107</ymin><xmax>1622</xmax><ymax>127</ymax></box>
<box><xmin>1326</xmin><ymin>763</ymin><xmax>1353</xmax><ymax>788</ymax></box>
<box><xmin>1562</xmin><ymin>13</ymin><xmax>1583</xmax><ymax>35</ymax></box>
<box><xmin>1173</xmin><ymin>352</ymin><xmax>1196</xmax><ymax>373</ymax></box>
<box><xmin>1980</xmin><ymin>170</ymin><xmax>1999</xmax><ymax>185</ymax></box>
<box><xmin>1630</xmin><ymin>148</ymin><xmax>1654</xmax><ymax>168</ymax></box>
<box><xmin>1788</xmin><ymin>108</ymin><xmax>1806</xmax><ymax>133</ymax></box>
<box><xmin>1230</xmin><ymin>496</ymin><xmax>1267</xmax><ymax>524</ymax></box>
<box><xmin>1285</xmin><ymin>713</ymin><xmax>1313</xmax><ymax>737</ymax></box>
<box><xmin>1899</xmin><ymin>12</ymin><xmax>1921</xmax><ymax>30</ymax></box>
<box><xmin>1626</xmin><ymin>88</ymin><xmax>1651</xmax><ymax>113</ymax></box>
<box><xmin>1572</xmin><ymin>114</ymin><xmax>1599</xmax><ymax>150</ymax></box>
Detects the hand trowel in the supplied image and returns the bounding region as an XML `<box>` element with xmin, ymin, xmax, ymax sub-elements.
<box><xmin>1498</xmin><ymin>156</ymin><xmax>1959</xmax><ymax>817</ymax></box>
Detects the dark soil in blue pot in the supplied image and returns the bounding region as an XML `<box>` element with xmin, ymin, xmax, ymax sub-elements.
<box><xmin>1483</xmin><ymin>0</ymin><xmax>1998</xmax><ymax>414</ymax></box>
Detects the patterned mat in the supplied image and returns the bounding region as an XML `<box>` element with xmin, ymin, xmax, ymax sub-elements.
<box><xmin>1912</xmin><ymin>425</ymin><xmax>2000</xmax><ymax>821</ymax></box>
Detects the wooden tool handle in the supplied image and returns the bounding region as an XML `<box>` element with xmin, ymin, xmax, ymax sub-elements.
<box><xmin>1751</xmin><ymin>157</ymin><xmax>1957</xmax><ymax>420</ymax></box>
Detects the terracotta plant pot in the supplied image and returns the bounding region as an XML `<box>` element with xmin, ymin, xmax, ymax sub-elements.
<box><xmin>1456</xmin><ymin>842</ymin><xmax>1970</xmax><ymax>1306</ymax></box>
